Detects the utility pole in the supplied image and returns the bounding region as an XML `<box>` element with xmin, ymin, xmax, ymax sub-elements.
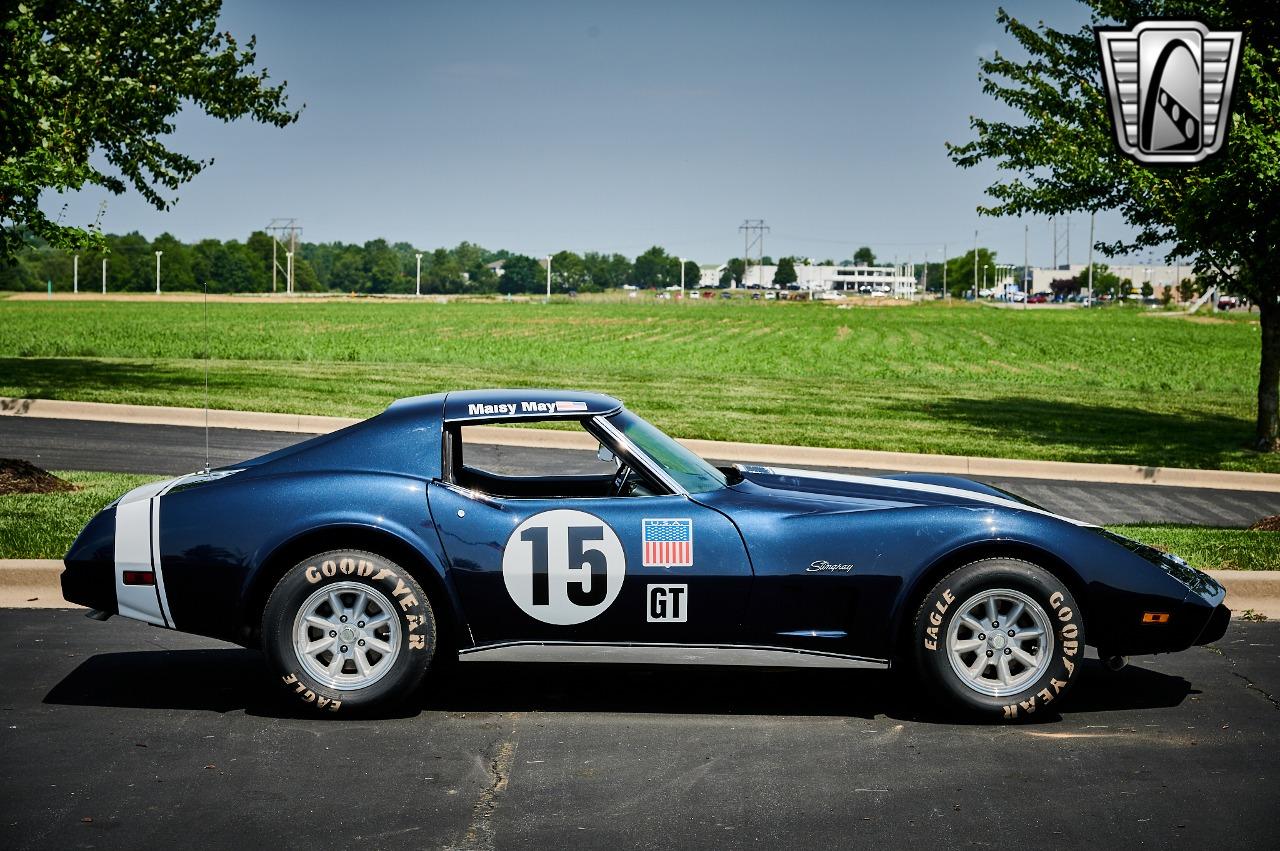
<box><xmin>155</xmin><ymin>250</ymin><xmax>163</xmax><ymax>294</ymax></box>
<box><xmin>266</xmin><ymin>218</ymin><xmax>302</xmax><ymax>295</ymax></box>
<box><xmin>415</xmin><ymin>253</ymin><xmax>423</xmax><ymax>297</ymax></box>
<box><xmin>942</xmin><ymin>243</ymin><xmax>948</xmax><ymax>300</ymax></box>
<box><xmin>101</xmin><ymin>257</ymin><xmax>107</xmax><ymax>294</ymax></box>
<box><xmin>738</xmin><ymin>220</ymin><xmax>768</xmax><ymax>289</ymax></box>
<box><xmin>679</xmin><ymin>257</ymin><xmax>686</xmax><ymax>298</ymax></box>
<box><xmin>1087</xmin><ymin>211</ymin><xmax>1095</xmax><ymax>306</ymax></box>
<box><xmin>545</xmin><ymin>255</ymin><xmax>552</xmax><ymax>303</ymax></box>
<box><xmin>73</xmin><ymin>254</ymin><xmax>79</xmax><ymax>294</ymax></box>
<box><xmin>286</xmin><ymin>251</ymin><xmax>294</xmax><ymax>295</ymax></box>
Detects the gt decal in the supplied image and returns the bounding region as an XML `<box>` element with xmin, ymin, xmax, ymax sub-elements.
<box><xmin>502</xmin><ymin>509</ymin><xmax>625</xmax><ymax>625</ymax></box>
<box><xmin>647</xmin><ymin>584</ymin><xmax>688</xmax><ymax>622</ymax></box>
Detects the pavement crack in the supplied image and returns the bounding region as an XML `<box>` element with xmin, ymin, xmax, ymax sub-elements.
<box><xmin>1209</xmin><ymin>642</ymin><xmax>1280</xmax><ymax>711</ymax></box>
<box><xmin>453</xmin><ymin>734</ymin><xmax>518</xmax><ymax>851</ymax></box>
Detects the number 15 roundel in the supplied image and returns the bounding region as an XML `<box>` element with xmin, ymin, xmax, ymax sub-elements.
<box><xmin>502</xmin><ymin>509</ymin><xmax>626</xmax><ymax>625</ymax></box>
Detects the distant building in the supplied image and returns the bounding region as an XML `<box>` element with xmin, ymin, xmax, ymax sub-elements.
<box><xmin>698</xmin><ymin>264</ymin><xmax>726</xmax><ymax>287</ymax></box>
<box><xmin>1028</xmin><ymin>263</ymin><xmax>1194</xmax><ymax>295</ymax></box>
<box><xmin>745</xmin><ymin>264</ymin><xmax>918</xmax><ymax>298</ymax></box>
<box><xmin>485</xmin><ymin>259</ymin><xmax>506</xmax><ymax>277</ymax></box>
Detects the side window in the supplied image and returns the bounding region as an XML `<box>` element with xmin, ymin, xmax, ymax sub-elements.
<box><xmin>447</xmin><ymin>423</ymin><xmax>659</xmax><ymax>500</ymax></box>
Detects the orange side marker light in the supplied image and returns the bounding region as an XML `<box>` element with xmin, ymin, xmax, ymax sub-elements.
<box><xmin>1142</xmin><ymin>612</ymin><xmax>1170</xmax><ymax>624</ymax></box>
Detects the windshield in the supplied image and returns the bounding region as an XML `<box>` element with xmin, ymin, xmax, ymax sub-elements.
<box><xmin>607</xmin><ymin>410</ymin><xmax>727</xmax><ymax>494</ymax></box>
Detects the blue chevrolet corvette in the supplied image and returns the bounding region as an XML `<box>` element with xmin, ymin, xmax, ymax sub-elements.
<box><xmin>63</xmin><ymin>389</ymin><xmax>1229</xmax><ymax>719</ymax></box>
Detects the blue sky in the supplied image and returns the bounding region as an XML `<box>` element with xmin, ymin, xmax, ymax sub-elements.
<box><xmin>46</xmin><ymin>0</ymin><xmax>1158</xmax><ymax>268</ymax></box>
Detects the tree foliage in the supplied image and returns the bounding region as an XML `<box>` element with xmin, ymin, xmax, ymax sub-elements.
<box><xmin>948</xmin><ymin>0</ymin><xmax>1280</xmax><ymax>448</ymax></box>
<box><xmin>773</xmin><ymin>256</ymin><xmax>798</xmax><ymax>286</ymax></box>
<box><xmin>1</xmin><ymin>0</ymin><xmax>299</xmax><ymax>261</ymax></box>
<box><xmin>852</xmin><ymin>246</ymin><xmax>877</xmax><ymax>266</ymax></box>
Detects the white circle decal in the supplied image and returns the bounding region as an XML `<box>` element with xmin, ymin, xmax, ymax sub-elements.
<box><xmin>502</xmin><ymin>509</ymin><xmax>626</xmax><ymax>625</ymax></box>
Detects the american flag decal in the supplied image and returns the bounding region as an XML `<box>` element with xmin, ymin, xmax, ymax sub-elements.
<box><xmin>642</xmin><ymin>518</ymin><xmax>693</xmax><ymax>567</ymax></box>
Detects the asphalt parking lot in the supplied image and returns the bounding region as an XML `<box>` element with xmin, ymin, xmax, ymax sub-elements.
<box><xmin>1</xmin><ymin>610</ymin><xmax>1276</xmax><ymax>849</ymax></box>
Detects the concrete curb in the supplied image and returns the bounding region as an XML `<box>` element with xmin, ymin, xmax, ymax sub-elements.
<box><xmin>4</xmin><ymin>396</ymin><xmax>1280</xmax><ymax>492</ymax></box>
<box><xmin>2</xmin><ymin>562</ymin><xmax>1276</xmax><ymax>617</ymax></box>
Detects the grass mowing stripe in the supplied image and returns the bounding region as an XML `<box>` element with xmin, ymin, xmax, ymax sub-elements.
<box><xmin>0</xmin><ymin>298</ymin><xmax>1267</xmax><ymax>471</ymax></box>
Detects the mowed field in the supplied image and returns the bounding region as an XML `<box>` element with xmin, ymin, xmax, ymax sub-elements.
<box><xmin>0</xmin><ymin>296</ymin><xmax>1265</xmax><ymax>471</ymax></box>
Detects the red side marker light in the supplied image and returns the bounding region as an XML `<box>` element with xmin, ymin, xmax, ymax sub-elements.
<box><xmin>123</xmin><ymin>570</ymin><xmax>155</xmax><ymax>586</ymax></box>
<box><xmin>1142</xmin><ymin>612</ymin><xmax>1170</xmax><ymax>624</ymax></box>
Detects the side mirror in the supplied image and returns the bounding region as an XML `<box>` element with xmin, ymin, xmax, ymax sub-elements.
<box><xmin>596</xmin><ymin>444</ymin><xmax>617</xmax><ymax>464</ymax></box>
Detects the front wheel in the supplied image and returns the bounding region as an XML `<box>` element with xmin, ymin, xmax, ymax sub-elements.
<box><xmin>262</xmin><ymin>549</ymin><xmax>437</xmax><ymax>715</ymax></box>
<box><xmin>911</xmin><ymin>558</ymin><xmax>1084</xmax><ymax>721</ymax></box>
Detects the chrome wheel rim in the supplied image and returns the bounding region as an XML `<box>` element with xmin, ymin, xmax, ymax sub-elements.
<box><xmin>292</xmin><ymin>581</ymin><xmax>402</xmax><ymax>691</ymax></box>
<box><xmin>945</xmin><ymin>588</ymin><xmax>1053</xmax><ymax>698</ymax></box>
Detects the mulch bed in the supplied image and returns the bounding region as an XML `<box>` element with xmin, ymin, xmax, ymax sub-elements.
<box><xmin>1249</xmin><ymin>515</ymin><xmax>1280</xmax><ymax>532</ymax></box>
<box><xmin>0</xmin><ymin>459</ymin><xmax>78</xmax><ymax>495</ymax></box>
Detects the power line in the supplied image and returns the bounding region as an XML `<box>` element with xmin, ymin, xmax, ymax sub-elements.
<box><xmin>266</xmin><ymin>218</ymin><xmax>302</xmax><ymax>294</ymax></box>
<box><xmin>738</xmin><ymin>219</ymin><xmax>769</xmax><ymax>287</ymax></box>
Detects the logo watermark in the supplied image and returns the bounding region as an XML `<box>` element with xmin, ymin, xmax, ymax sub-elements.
<box><xmin>1096</xmin><ymin>20</ymin><xmax>1242</xmax><ymax>164</ymax></box>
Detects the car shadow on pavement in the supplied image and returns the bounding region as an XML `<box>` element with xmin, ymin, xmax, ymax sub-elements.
<box><xmin>43</xmin><ymin>648</ymin><xmax>1195</xmax><ymax>723</ymax></box>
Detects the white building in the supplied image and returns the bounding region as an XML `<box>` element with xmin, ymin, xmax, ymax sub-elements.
<box><xmin>698</xmin><ymin>264</ymin><xmax>726</xmax><ymax>287</ymax></box>
<box><xmin>745</xmin><ymin>264</ymin><xmax>918</xmax><ymax>298</ymax></box>
<box><xmin>1028</xmin><ymin>263</ymin><xmax>1195</xmax><ymax>294</ymax></box>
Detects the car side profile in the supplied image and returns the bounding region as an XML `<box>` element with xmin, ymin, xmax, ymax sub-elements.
<box><xmin>62</xmin><ymin>389</ymin><xmax>1229</xmax><ymax>720</ymax></box>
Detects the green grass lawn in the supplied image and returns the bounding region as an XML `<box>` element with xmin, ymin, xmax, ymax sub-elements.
<box><xmin>0</xmin><ymin>296</ymin><xmax>1267</xmax><ymax>471</ymax></box>
<box><xmin>4</xmin><ymin>472</ymin><xmax>1276</xmax><ymax>570</ymax></box>
<box><xmin>0</xmin><ymin>471</ymin><xmax>160</xmax><ymax>559</ymax></box>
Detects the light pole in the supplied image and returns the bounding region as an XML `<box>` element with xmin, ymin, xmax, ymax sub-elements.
<box><xmin>101</xmin><ymin>257</ymin><xmax>107</xmax><ymax>294</ymax></box>
<box><xmin>415</xmin><ymin>253</ymin><xmax>423</xmax><ymax>297</ymax></box>
<box><xmin>679</xmin><ymin>257</ymin><xmax>686</xmax><ymax>298</ymax></box>
<box><xmin>942</xmin><ymin>243</ymin><xmax>948</xmax><ymax>300</ymax></box>
<box><xmin>73</xmin><ymin>254</ymin><xmax>79</xmax><ymax>294</ymax></box>
<box><xmin>1086</xmin><ymin>211</ymin><xmax>1095</xmax><ymax>306</ymax></box>
<box><xmin>972</xmin><ymin>229</ymin><xmax>978</xmax><ymax>300</ymax></box>
<box><xmin>545</xmin><ymin>255</ymin><xmax>552</xmax><ymax>303</ymax></box>
<box><xmin>155</xmin><ymin>251</ymin><xmax>163</xmax><ymax>294</ymax></box>
<box><xmin>982</xmin><ymin>264</ymin><xmax>988</xmax><ymax>298</ymax></box>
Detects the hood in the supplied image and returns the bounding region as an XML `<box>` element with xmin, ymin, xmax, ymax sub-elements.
<box><xmin>732</xmin><ymin>464</ymin><xmax>1090</xmax><ymax>526</ymax></box>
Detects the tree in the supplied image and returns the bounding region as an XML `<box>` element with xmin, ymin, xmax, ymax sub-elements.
<box><xmin>720</xmin><ymin>258</ymin><xmax>745</xmax><ymax>287</ymax></box>
<box><xmin>774</xmin><ymin>256</ymin><xmax>798</xmax><ymax>286</ymax></box>
<box><xmin>582</xmin><ymin>252</ymin><xmax>631</xmax><ymax>290</ymax></box>
<box><xmin>551</xmin><ymin>250</ymin><xmax>590</xmax><ymax>292</ymax></box>
<box><xmin>498</xmin><ymin>255</ymin><xmax>542</xmax><ymax>295</ymax></box>
<box><xmin>1</xmin><ymin>0</ymin><xmax>299</xmax><ymax>261</ymax></box>
<box><xmin>681</xmin><ymin>259</ymin><xmax>700</xmax><ymax>289</ymax></box>
<box><xmin>948</xmin><ymin>1</ymin><xmax>1280</xmax><ymax>450</ymax></box>
<box><xmin>1141</xmin><ymin>280</ymin><xmax>1154</xmax><ymax>298</ymax></box>
<box><xmin>1179</xmin><ymin>278</ymin><xmax>1196</xmax><ymax>302</ymax></box>
<box><xmin>944</xmin><ymin>248</ymin><xmax>997</xmax><ymax>298</ymax></box>
<box><xmin>629</xmin><ymin>246</ymin><xmax>679</xmax><ymax>289</ymax></box>
<box><xmin>853</xmin><ymin>246</ymin><xmax>876</xmax><ymax>266</ymax></box>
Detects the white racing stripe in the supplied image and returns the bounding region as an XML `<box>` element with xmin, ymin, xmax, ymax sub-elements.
<box><xmin>113</xmin><ymin>473</ymin><xmax>203</xmax><ymax>627</ymax></box>
<box><xmin>751</xmin><ymin>465</ymin><xmax>1094</xmax><ymax>528</ymax></box>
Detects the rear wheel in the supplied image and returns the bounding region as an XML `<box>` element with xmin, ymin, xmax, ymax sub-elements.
<box><xmin>912</xmin><ymin>558</ymin><xmax>1084</xmax><ymax>721</ymax></box>
<box><xmin>262</xmin><ymin>549</ymin><xmax>437</xmax><ymax>715</ymax></box>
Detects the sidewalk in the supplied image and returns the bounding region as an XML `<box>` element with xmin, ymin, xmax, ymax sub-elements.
<box><xmin>4</xmin><ymin>561</ymin><xmax>1275</xmax><ymax>617</ymax></box>
<box><xmin>5</xmin><ymin>397</ymin><xmax>1280</xmax><ymax>492</ymax></box>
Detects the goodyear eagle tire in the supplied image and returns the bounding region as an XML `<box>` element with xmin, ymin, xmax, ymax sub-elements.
<box><xmin>262</xmin><ymin>549</ymin><xmax>437</xmax><ymax>715</ymax></box>
<box><xmin>912</xmin><ymin>559</ymin><xmax>1084</xmax><ymax>721</ymax></box>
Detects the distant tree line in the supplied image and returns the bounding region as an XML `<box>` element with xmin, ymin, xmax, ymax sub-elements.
<box><xmin>0</xmin><ymin>233</ymin><xmax>714</xmax><ymax>295</ymax></box>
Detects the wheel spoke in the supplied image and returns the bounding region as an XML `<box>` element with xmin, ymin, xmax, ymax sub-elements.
<box><xmin>1011</xmin><ymin>647</ymin><xmax>1038</xmax><ymax>669</ymax></box>
<box><xmin>985</xmin><ymin>596</ymin><xmax>999</xmax><ymax>626</ymax></box>
<box><xmin>305</xmin><ymin>614</ymin><xmax>333</xmax><ymax>631</ymax></box>
<box><xmin>353</xmin><ymin>648</ymin><xmax>372</xmax><ymax>677</ymax></box>
<box><xmin>364</xmin><ymin>611</ymin><xmax>391</xmax><ymax>628</ymax></box>
<box><xmin>966</xmin><ymin>654</ymin><xmax>989</xmax><ymax>679</ymax></box>
<box><xmin>303</xmin><ymin>637</ymin><xmax>334</xmax><ymax>656</ymax></box>
<box><xmin>960</xmin><ymin>615</ymin><xmax>986</xmax><ymax>635</ymax></box>
<box><xmin>1004</xmin><ymin>601</ymin><xmax>1025</xmax><ymax>628</ymax></box>
<box><xmin>997</xmin><ymin>654</ymin><xmax>1013</xmax><ymax>686</ymax></box>
<box><xmin>950</xmin><ymin>638</ymin><xmax>983</xmax><ymax>653</ymax></box>
<box><xmin>327</xmin><ymin>650</ymin><xmax>346</xmax><ymax>675</ymax></box>
<box><xmin>328</xmin><ymin>591</ymin><xmax>344</xmax><ymax>617</ymax></box>
<box><xmin>350</xmin><ymin>590</ymin><xmax>368</xmax><ymax>619</ymax></box>
<box><xmin>365</xmin><ymin>635</ymin><xmax>394</xmax><ymax>654</ymax></box>
<box><xmin>1013</xmin><ymin>626</ymin><xmax>1044</xmax><ymax>640</ymax></box>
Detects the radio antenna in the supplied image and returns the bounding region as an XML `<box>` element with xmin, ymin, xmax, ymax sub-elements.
<box><xmin>202</xmin><ymin>281</ymin><xmax>211</xmax><ymax>474</ymax></box>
